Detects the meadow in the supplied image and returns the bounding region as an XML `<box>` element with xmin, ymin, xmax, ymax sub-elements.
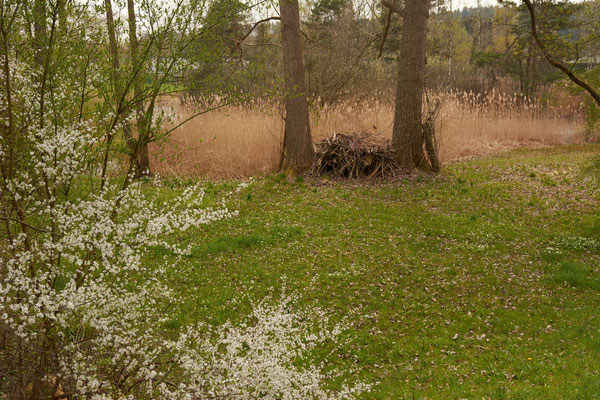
<box><xmin>151</xmin><ymin>144</ymin><xmax>600</xmax><ymax>399</ymax></box>
<box><xmin>4</xmin><ymin>0</ymin><xmax>600</xmax><ymax>397</ymax></box>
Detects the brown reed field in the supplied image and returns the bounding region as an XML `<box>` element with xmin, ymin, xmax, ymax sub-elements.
<box><xmin>150</xmin><ymin>91</ymin><xmax>589</xmax><ymax>178</ymax></box>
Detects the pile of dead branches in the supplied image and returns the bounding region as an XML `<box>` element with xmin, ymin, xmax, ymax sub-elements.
<box><xmin>310</xmin><ymin>132</ymin><xmax>399</xmax><ymax>178</ymax></box>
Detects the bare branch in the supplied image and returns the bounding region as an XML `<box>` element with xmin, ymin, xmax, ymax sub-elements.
<box><xmin>238</xmin><ymin>16</ymin><xmax>280</xmax><ymax>45</ymax></box>
<box><xmin>0</xmin><ymin>217</ymin><xmax>62</xmax><ymax>237</ymax></box>
<box><xmin>570</xmin><ymin>43</ymin><xmax>579</xmax><ymax>73</ymax></box>
<box><xmin>382</xmin><ymin>0</ymin><xmax>404</xmax><ymax>16</ymax></box>
<box><xmin>522</xmin><ymin>0</ymin><xmax>600</xmax><ymax>106</ymax></box>
<box><xmin>378</xmin><ymin>1</ymin><xmax>403</xmax><ymax>58</ymax></box>
<box><xmin>379</xmin><ymin>8</ymin><xmax>394</xmax><ymax>58</ymax></box>
<box><xmin>160</xmin><ymin>100</ymin><xmax>241</xmax><ymax>138</ymax></box>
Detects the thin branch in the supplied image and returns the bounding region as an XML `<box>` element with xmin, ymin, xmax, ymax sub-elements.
<box><xmin>379</xmin><ymin>1</ymin><xmax>403</xmax><ymax>58</ymax></box>
<box><xmin>570</xmin><ymin>43</ymin><xmax>579</xmax><ymax>73</ymax></box>
<box><xmin>522</xmin><ymin>0</ymin><xmax>600</xmax><ymax>106</ymax></box>
<box><xmin>161</xmin><ymin>100</ymin><xmax>240</xmax><ymax>138</ymax></box>
<box><xmin>329</xmin><ymin>33</ymin><xmax>382</xmax><ymax>103</ymax></box>
<box><xmin>232</xmin><ymin>40</ymin><xmax>281</xmax><ymax>48</ymax></box>
<box><xmin>379</xmin><ymin>7</ymin><xmax>393</xmax><ymax>58</ymax></box>
<box><xmin>238</xmin><ymin>16</ymin><xmax>280</xmax><ymax>45</ymax></box>
<box><xmin>381</xmin><ymin>0</ymin><xmax>404</xmax><ymax>16</ymax></box>
<box><xmin>300</xmin><ymin>27</ymin><xmax>314</xmax><ymax>43</ymax></box>
<box><xmin>0</xmin><ymin>217</ymin><xmax>62</xmax><ymax>237</ymax></box>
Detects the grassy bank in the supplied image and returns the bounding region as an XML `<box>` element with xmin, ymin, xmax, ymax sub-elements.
<box><xmin>153</xmin><ymin>144</ymin><xmax>599</xmax><ymax>399</ymax></box>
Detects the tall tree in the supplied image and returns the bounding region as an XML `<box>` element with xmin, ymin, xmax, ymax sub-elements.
<box><xmin>33</xmin><ymin>0</ymin><xmax>47</xmax><ymax>67</ymax></box>
<box><xmin>103</xmin><ymin>0</ymin><xmax>143</xmax><ymax>178</ymax></box>
<box><xmin>390</xmin><ymin>0</ymin><xmax>432</xmax><ymax>168</ymax></box>
<box><xmin>127</xmin><ymin>0</ymin><xmax>151</xmax><ymax>176</ymax></box>
<box><xmin>279</xmin><ymin>0</ymin><xmax>314</xmax><ymax>173</ymax></box>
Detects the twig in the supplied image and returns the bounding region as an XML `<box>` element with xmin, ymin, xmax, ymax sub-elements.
<box><xmin>381</xmin><ymin>0</ymin><xmax>404</xmax><ymax>16</ymax></box>
<box><xmin>0</xmin><ymin>217</ymin><xmax>62</xmax><ymax>237</ymax></box>
<box><xmin>238</xmin><ymin>16</ymin><xmax>280</xmax><ymax>45</ymax></box>
<box><xmin>378</xmin><ymin>7</ymin><xmax>394</xmax><ymax>58</ymax></box>
<box><xmin>379</xmin><ymin>1</ymin><xmax>403</xmax><ymax>58</ymax></box>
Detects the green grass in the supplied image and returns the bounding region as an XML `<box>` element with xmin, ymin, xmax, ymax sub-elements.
<box><xmin>551</xmin><ymin>261</ymin><xmax>600</xmax><ymax>290</ymax></box>
<box><xmin>151</xmin><ymin>144</ymin><xmax>600</xmax><ymax>399</ymax></box>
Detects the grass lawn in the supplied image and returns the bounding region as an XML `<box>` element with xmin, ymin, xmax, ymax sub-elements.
<box><xmin>153</xmin><ymin>144</ymin><xmax>600</xmax><ymax>399</ymax></box>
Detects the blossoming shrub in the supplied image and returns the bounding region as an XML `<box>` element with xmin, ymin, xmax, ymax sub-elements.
<box><xmin>5</xmin><ymin>146</ymin><xmax>371</xmax><ymax>399</ymax></box>
<box><xmin>0</xmin><ymin>54</ymin><xmax>368</xmax><ymax>400</ymax></box>
<box><xmin>0</xmin><ymin>123</ymin><xmax>372</xmax><ymax>398</ymax></box>
<box><xmin>0</xmin><ymin>1</ymin><xmax>371</xmax><ymax>395</ymax></box>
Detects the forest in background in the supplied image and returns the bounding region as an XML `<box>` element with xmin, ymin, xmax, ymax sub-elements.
<box><xmin>152</xmin><ymin>0</ymin><xmax>600</xmax><ymax>177</ymax></box>
<box><xmin>198</xmin><ymin>0</ymin><xmax>598</xmax><ymax>107</ymax></box>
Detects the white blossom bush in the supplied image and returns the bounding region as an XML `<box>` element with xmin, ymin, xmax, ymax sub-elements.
<box><xmin>0</xmin><ymin>119</ymin><xmax>229</xmax><ymax>397</ymax></box>
<box><xmin>0</xmin><ymin>7</ymin><xmax>370</xmax><ymax>399</ymax></box>
<box><xmin>0</xmin><ymin>62</ymin><xmax>368</xmax><ymax>400</ymax></box>
<box><xmin>0</xmin><ymin>123</ymin><xmax>371</xmax><ymax>398</ymax></box>
<box><xmin>170</xmin><ymin>295</ymin><xmax>371</xmax><ymax>400</ymax></box>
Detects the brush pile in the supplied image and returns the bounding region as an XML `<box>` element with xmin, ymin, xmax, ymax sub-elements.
<box><xmin>311</xmin><ymin>132</ymin><xmax>399</xmax><ymax>178</ymax></box>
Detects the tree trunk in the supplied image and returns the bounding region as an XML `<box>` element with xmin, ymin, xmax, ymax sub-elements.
<box><xmin>127</xmin><ymin>0</ymin><xmax>151</xmax><ymax>177</ymax></box>
<box><xmin>104</xmin><ymin>0</ymin><xmax>120</xmax><ymax>80</ymax></box>
<box><xmin>391</xmin><ymin>0</ymin><xmax>431</xmax><ymax>168</ymax></box>
<box><xmin>104</xmin><ymin>0</ymin><xmax>143</xmax><ymax>175</ymax></box>
<box><xmin>34</xmin><ymin>0</ymin><xmax>47</xmax><ymax>128</ymax></box>
<box><xmin>279</xmin><ymin>0</ymin><xmax>314</xmax><ymax>173</ymax></box>
<box><xmin>33</xmin><ymin>0</ymin><xmax>46</xmax><ymax>67</ymax></box>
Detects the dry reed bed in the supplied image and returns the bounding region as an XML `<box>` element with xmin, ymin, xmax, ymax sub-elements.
<box><xmin>150</xmin><ymin>92</ymin><xmax>587</xmax><ymax>178</ymax></box>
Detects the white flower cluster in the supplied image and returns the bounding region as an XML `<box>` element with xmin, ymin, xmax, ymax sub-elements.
<box><xmin>1</xmin><ymin>21</ymin><xmax>370</xmax><ymax>400</ymax></box>
<box><xmin>1</xmin><ymin>123</ymin><xmax>370</xmax><ymax>397</ymax></box>
<box><xmin>0</xmin><ymin>57</ymin><xmax>39</xmax><ymax>129</ymax></box>
<box><xmin>167</xmin><ymin>295</ymin><xmax>372</xmax><ymax>400</ymax></box>
<box><xmin>1</xmin><ymin>122</ymin><xmax>232</xmax><ymax>397</ymax></box>
<box><xmin>1</xmin><ymin>102</ymin><xmax>368</xmax><ymax>400</ymax></box>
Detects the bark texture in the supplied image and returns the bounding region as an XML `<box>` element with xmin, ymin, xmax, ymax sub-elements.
<box><xmin>104</xmin><ymin>0</ymin><xmax>120</xmax><ymax>77</ymax></box>
<box><xmin>279</xmin><ymin>0</ymin><xmax>314</xmax><ymax>173</ymax></box>
<box><xmin>391</xmin><ymin>0</ymin><xmax>431</xmax><ymax>168</ymax></box>
<box><xmin>103</xmin><ymin>0</ymin><xmax>144</xmax><ymax>177</ymax></box>
<box><xmin>127</xmin><ymin>0</ymin><xmax>151</xmax><ymax>176</ymax></box>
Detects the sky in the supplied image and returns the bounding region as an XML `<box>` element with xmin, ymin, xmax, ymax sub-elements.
<box><xmin>452</xmin><ymin>0</ymin><xmax>496</xmax><ymax>8</ymax></box>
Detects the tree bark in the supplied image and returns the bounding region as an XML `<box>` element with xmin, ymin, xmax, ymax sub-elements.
<box><xmin>103</xmin><ymin>0</ymin><xmax>143</xmax><ymax>176</ymax></box>
<box><xmin>127</xmin><ymin>0</ymin><xmax>150</xmax><ymax>176</ymax></box>
<box><xmin>104</xmin><ymin>0</ymin><xmax>120</xmax><ymax>78</ymax></box>
<box><xmin>391</xmin><ymin>0</ymin><xmax>431</xmax><ymax>168</ymax></box>
<box><xmin>279</xmin><ymin>0</ymin><xmax>314</xmax><ymax>173</ymax></box>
